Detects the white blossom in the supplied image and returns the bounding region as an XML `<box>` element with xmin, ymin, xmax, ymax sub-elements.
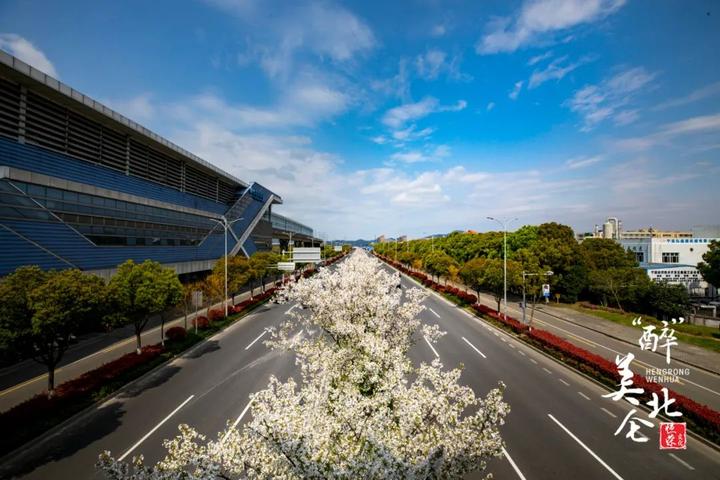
<box><xmin>99</xmin><ymin>251</ymin><xmax>508</xmax><ymax>479</ymax></box>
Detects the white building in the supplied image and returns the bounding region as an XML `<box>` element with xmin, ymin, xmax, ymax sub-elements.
<box><xmin>619</xmin><ymin>237</ymin><xmax>717</xmax><ymax>296</ymax></box>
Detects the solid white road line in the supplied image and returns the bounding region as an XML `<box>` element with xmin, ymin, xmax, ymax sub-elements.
<box><xmin>423</xmin><ymin>335</ymin><xmax>440</xmax><ymax>358</ymax></box>
<box><xmin>462</xmin><ymin>336</ymin><xmax>487</xmax><ymax>358</ymax></box>
<box><xmin>578</xmin><ymin>391</ymin><xmax>591</xmax><ymax>400</ymax></box>
<box><xmin>502</xmin><ymin>446</ymin><xmax>527</xmax><ymax>480</ymax></box>
<box><xmin>547</xmin><ymin>414</ymin><xmax>624</xmax><ymax>480</ymax></box>
<box><xmin>669</xmin><ymin>453</ymin><xmax>695</xmax><ymax>471</ymax></box>
<box><xmin>119</xmin><ymin>395</ymin><xmax>194</xmax><ymax>461</ymax></box>
<box><xmin>559</xmin><ymin>378</ymin><xmax>570</xmax><ymax>386</ymax></box>
<box><xmin>429</xmin><ymin>307</ymin><xmax>441</xmax><ymax>318</ymax></box>
<box><xmin>222</xmin><ymin>400</ymin><xmax>254</xmax><ymax>443</ymax></box>
<box><xmin>245</xmin><ymin>329</ymin><xmax>269</xmax><ymax>350</ymax></box>
<box><xmin>600</xmin><ymin>407</ymin><xmax>617</xmax><ymax>418</ymax></box>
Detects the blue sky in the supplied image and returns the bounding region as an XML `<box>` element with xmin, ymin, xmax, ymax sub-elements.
<box><xmin>1</xmin><ymin>0</ymin><xmax>719</xmax><ymax>239</ymax></box>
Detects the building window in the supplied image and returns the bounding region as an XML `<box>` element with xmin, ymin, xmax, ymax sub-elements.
<box><xmin>662</xmin><ymin>252</ymin><xmax>679</xmax><ymax>263</ymax></box>
<box><xmin>635</xmin><ymin>252</ymin><xmax>644</xmax><ymax>263</ymax></box>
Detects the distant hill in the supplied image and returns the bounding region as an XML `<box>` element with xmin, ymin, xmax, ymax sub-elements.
<box><xmin>328</xmin><ymin>239</ymin><xmax>374</xmax><ymax>248</ymax></box>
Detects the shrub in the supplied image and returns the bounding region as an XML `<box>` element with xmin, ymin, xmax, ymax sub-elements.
<box><xmin>208</xmin><ymin>309</ymin><xmax>225</xmax><ymax>322</ymax></box>
<box><xmin>165</xmin><ymin>326</ymin><xmax>187</xmax><ymax>342</ymax></box>
<box><xmin>193</xmin><ymin>316</ymin><xmax>210</xmax><ymax>329</ymax></box>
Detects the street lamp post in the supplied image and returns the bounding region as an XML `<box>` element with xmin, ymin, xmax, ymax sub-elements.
<box><xmin>209</xmin><ymin>216</ymin><xmax>244</xmax><ymax>317</ymax></box>
<box><xmin>487</xmin><ymin>216</ymin><xmax>518</xmax><ymax>320</ymax></box>
<box><xmin>522</xmin><ymin>270</ymin><xmax>554</xmax><ymax>326</ymax></box>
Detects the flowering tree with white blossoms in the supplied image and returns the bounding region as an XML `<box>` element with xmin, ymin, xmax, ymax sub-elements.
<box><xmin>99</xmin><ymin>251</ymin><xmax>508</xmax><ymax>479</ymax></box>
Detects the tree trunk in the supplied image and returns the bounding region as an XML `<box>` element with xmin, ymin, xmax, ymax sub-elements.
<box><xmin>135</xmin><ymin>327</ymin><xmax>142</xmax><ymax>355</ymax></box>
<box><xmin>160</xmin><ymin>313</ymin><xmax>166</xmax><ymax>347</ymax></box>
<box><xmin>496</xmin><ymin>296</ymin><xmax>501</xmax><ymax>313</ymax></box>
<box><xmin>47</xmin><ymin>365</ymin><xmax>55</xmax><ymax>398</ymax></box>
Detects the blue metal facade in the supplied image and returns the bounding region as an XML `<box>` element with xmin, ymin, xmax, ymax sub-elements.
<box><xmin>0</xmin><ymin>139</ymin><xmax>279</xmax><ymax>275</ymax></box>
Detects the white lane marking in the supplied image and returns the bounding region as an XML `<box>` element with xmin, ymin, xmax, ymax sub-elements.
<box><xmin>462</xmin><ymin>337</ymin><xmax>487</xmax><ymax>358</ymax></box>
<box><xmin>501</xmin><ymin>337</ymin><xmax>507</xmax><ymax>342</ymax></box>
<box><xmin>548</xmin><ymin>414</ymin><xmax>624</xmax><ymax>480</ymax></box>
<box><xmin>423</xmin><ymin>335</ymin><xmax>440</xmax><ymax>358</ymax></box>
<box><xmin>559</xmin><ymin>378</ymin><xmax>570</xmax><ymax>386</ymax></box>
<box><xmin>285</xmin><ymin>304</ymin><xmax>297</xmax><ymax>315</ymax></box>
<box><xmin>601</xmin><ymin>407</ymin><xmax>617</xmax><ymax>418</ymax></box>
<box><xmin>518</xmin><ymin>351</ymin><xmax>526</xmax><ymax>356</ymax></box>
<box><xmin>222</xmin><ymin>400</ymin><xmax>253</xmax><ymax>443</ymax></box>
<box><xmin>530</xmin><ymin>359</ymin><xmax>538</xmax><ymax>364</ymax></box>
<box><xmin>578</xmin><ymin>391</ymin><xmax>591</xmax><ymax>400</ymax></box>
<box><xmin>542</xmin><ymin>367</ymin><xmax>552</xmax><ymax>374</ymax></box>
<box><xmin>502</xmin><ymin>446</ymin><xmax>527</xmax><ymax>480</ymax></box>
<box><xmin>669</xmin><ymin>453</ymin><xmax>695</xmax><ymax>471</ymax></box>
<box><xmin>494</xmin><ymin>332</ymin><xmax>499</xmax><ymax>337</ymax></box>
<box><xmin>429</xmin><ymin>307</ymin><xmax>441</xmax><ymax>318</ymax></box>
<box><xmin>245</xmin><ymin>329</ymin><xmax>269</xmax><ymax>350</ymax></box>
<box><xmin>509</xmin><ymin>343</ymin><xmax>516</xmax><ymax>349</ymax></box>
<box><xmin>119</xmin><ymin>395</ymin><xmax>194</xmax><ymax>461</ymax></box>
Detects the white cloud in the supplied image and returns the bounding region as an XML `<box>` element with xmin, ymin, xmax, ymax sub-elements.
<box><xmin>509</xmin><ymin>81</ymin><xmax>524</xmax><ymax>100</ymax></box>
<box><xmin>564</xmin><ymin>155</ymin><xmax>603</xmax><ymax>169</ymax></box>
<box><xmin>416</xmin><ymin>49</ymin><xmax>447</xmax><ymax>80</ymax></box>
<box><xmin>476</xmin><ymin>0</ymin><xmax>626</xmax><ymax>54</ymax></box>
<box><xmin>391</xmin><ymin>125</ymin><xmax>434</xmax><ymax>142</ymax></box>
<box><xmin>486</xmin><ymin>102</ymin><xmax>496</xmax><ymax>111</ymax></box>
<box><xmin>566</xmin><ymin>66</ymin><xmax>655</xmax><ymax>130</ymax></box>
<box><xmin>105</xmin><ymin>93</ymin><xmax>156</xmax><ymax>121</ymax></box>
<box><xmin>528</xmin><ymin>55</ymin><xmax>587</xmax><ymax>89</ymax></box>
<box><xmin>382</xmin><ymin>97</ymin><xmax>466</xmax><ymax>129</ymax></box>
<box><xmin>431</xmin><ymin>23</ymin><xmax>447</xmax><ymax>37</ymax></box>
<box><xmin>652</xmin><ymin>81</ymin><xmax>720</xmax><ymax>111</ymax></box>
<box><xmin>371</xmin><ymin>135</ymin><xmax>390</xmax><ymax>145</ymax></box>
<box><xmin>614</xmin><ymin>113</ymin><xmax>720</xmax><ymax>151</ymax></box>
<box><xmin>528</xmin><ymin>50</ymin><xmax>553</xmax><ymax>66</ymax></box>
<box><xmin>0</xmin><ymin>33</ymin><xmax>58</xmax><ymax>77</ymax></box>
<box><xmin>389</xmin><ymin>144</ymin><xmax>451</xmax><ymax>164</ymax></box>
<box><xmin>207</xmin><ymin>1</ymin><xmax>375</xmax><ymax>78</ymax></box>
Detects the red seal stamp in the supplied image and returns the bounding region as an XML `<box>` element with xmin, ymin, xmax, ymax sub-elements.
<box><xmin>659</xmin><ymin>422</ymin><xmax>686</xmax><ymax>450</ymax></box>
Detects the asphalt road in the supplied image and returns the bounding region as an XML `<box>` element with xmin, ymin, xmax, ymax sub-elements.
<box><xmin>2</xmin><ymin>255</ymin><xmax>719</xmax><ymax>479</ymax></box>
<box><xmin>470</xmin><ymin>289</ymin><xmax>720</xmax><ymax>411</ymax></box>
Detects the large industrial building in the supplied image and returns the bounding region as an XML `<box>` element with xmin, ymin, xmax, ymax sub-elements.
<box><xmin>0</xmin><ymin>50</ymin><xmax>316</xmax><ymax>279</ymax></box>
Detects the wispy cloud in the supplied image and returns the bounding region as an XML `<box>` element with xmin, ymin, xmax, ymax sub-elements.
<box><xmin>528</xmin><ymin>50</ymin><xmax>553</xmax><ymax>66</ymax></box>
<box><xmin>0</xmin><ymin>33</ymin><xmax>58</xmax><ymax>77</ymax></box>
<box><xmin>509</xmin><ymin>81</ymin><xmax>523</xmax><ymax>100</ymax></box>
<box><xmin>615</xmin><ymin>113</ymin><xmax>720</xmax><ymax>151</ymax></box>
<box><xmin>652</xmin><ymin>81</ymin><xmax>720</xmax><ymax>111</ymax></box>
<box><xmin>528</xmin><ymin>55</ymin><xmax>589</xmax><ymax>89</ymax></box>
<box><xmin>566</xmin><ymin>66</ymin><xmax>655</xmax><ymax>130</ymax></box>
<box><xmin>487</xmin><ymin>102</ymin><xmax>496</xmax><ymax>111</ymax></box>
<box><xmin>382</xmin><ymin>97</ymin><xmax>466</xmax><ymax>129</ymax></box>
<box><xmin>565</xmin><ymin>155</ymin><xmax>603</xmax><ymax>169</ymax></box>
<box><xmin>476</xmin><ymin>0</ymin><xmax>626</xmax><ymax>54</ymax></box>
<box><xmin>415</xmin><ymin>48</ymin><xmax>472</xmax><ymax>82</ymax></box>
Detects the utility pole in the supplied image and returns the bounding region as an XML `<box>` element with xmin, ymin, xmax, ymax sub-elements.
<box><xmin>210</xmin><ymin>216</ymin><xmax>244</xmax><ymax>317</ymax></box>
<box><xmin>487</xmin><ymin>216</ymin><xmax>517</xmax><ymax>320</ymax></box>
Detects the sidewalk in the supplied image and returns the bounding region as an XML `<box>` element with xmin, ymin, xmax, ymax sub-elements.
<box><xmin>534</xmin><ymin>303</ymin><xmax>720</xmax><ymax>376</ymax></box>
<box><xmin>0</xmin><ymin>278</ymin><xmax>280</xmax><ymax>412</ymax></box>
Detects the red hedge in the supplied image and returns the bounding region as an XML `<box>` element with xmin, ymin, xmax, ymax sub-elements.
<box><xmin>208</xmin><ymin>308</ymin><xmax>225</xmax><ymax>321</ymax></box>
<box><xmin>165</xmin><ymin>326</ymin><xmax>187</xmax><ymax>342</ymax></box>
<box><xmin>193</xmin><ymin>316</ymin><xmax>210</xmax><ymax>329</ymax></box>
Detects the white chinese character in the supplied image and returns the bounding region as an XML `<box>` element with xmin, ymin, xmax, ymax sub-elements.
<box><xmin>647</xmin><ymin>387</ymin><xmax>682</xmax><ymax>419</ymax></box>
<box><xmin>602</xmin><ymin>353</ymin><xmax>644</xmax><ymax>405</ymax></box>
<box><xmin>658</xmin><ymin>321</ymin><xmax>678</xmax><ymax>364</ymax></box>
<box><xmin>615</xmin><ymin>408</ymin><xmax>654</xmax><ymax>442</ymax></box>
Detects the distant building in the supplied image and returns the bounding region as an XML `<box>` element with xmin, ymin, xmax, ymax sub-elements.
<box><xmin>376</xmin><ymin>235</ymin><xmax>386</xmax><ymax>243</ymax></box>
<box><xmin>398</xmin><ymin>235</ymin><xmax>407</xmax><ymax>242</ymax></box>
<box><xmin>621</xmin><ymin>228</ymin><xmax>692</xmax><ymax>239</ymax></box>
<box><xmin>619</xmin><ymin>237</ymin><xmax>718</xmax><ymax>297</ymax></box>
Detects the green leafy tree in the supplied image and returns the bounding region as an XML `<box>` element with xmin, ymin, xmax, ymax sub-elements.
<box><xmin>581</xmin><ymin>238</ymin><xmax>637</xmax><ymax>270</ymax></box>
<box><xmin>459</xmin><ymin>257</ymin><xmax>486</xmax><ymax>300</ymax></box>
<box><xmin>107</xmin><ymin>260</ymin><xmax>183</xmax><ymax>354</ymax></box>
<box><xmin>0</xmin><ymin>266</ymin><xmax>49</xmax><ymax>364</ymax></box>
<box><xmin>424</xmin><ymin>251</ymin><xmax>457</xmax><ymax>284</ymax></box>
<box><xmin>698</xmin><ymin>240</ymin><xmax>720</xmax><ymax>289</ymax></box>
<box><xmin>28</xmin><ymin>269</ymin><xmax>106</xmax><ymax>396</ymax></box>
<box><xmin>213</xmin><ymin>256</ymin><xmax>252</xmax><ymax>304</ymax></box>
<box><xmin>481</xmin><ymin>258</ymin><xmax>522</xmax><ymax>313</ymax></box>
<box><xmin>644</xmin><ymin>283</ymin><xmax>690</xmax><ymax>320</ymax></box>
